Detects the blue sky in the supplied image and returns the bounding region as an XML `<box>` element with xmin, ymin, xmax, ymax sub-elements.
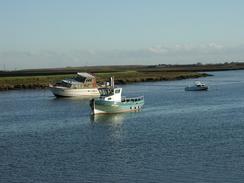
<box><xmin>0</xmin><ymin>0</ymin><xmax>244</xmax><ymax>69</ymax></box>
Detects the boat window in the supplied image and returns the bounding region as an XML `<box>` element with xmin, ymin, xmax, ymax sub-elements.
<box><xmin>75</xmin><ymin>76</ymin><xmax>86</xmax><ymax>82</ymax></box>
<box><xmin>108</xmin><ymin>97</ymin><xmax>111</xmax><ymax>100</ymax></box>
<box><xmin>86</xmin><ymin>79</ymin><xmax>92</xmax><ymax>82</ymax></box>
<box><xmin>115</xmin><ymin>89</ymin><xmax>120</xmax><ymax>94</ymax></box>
<box><xmin>61</xmin><ymin>81</ymin><xmax>72</xmax><ymax>88</ymax></box>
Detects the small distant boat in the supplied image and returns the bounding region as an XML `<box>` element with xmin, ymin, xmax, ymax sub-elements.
<box><xmin>90</xmin><ymin>77</ymin><xmax>144</xmax><ymax>115</ymax></box>
<box><xmin>49</xmin><ymin>72</ymin><xmax>100</xmax><ymax>97</ymax></box>
<box><xmin>185</xmin><ymin>81</ymin><xmax>208</xmax><ymax>91</ymax></box>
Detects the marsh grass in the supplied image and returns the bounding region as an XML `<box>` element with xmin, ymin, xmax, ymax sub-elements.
<box><xmin>0</xmin><ymin>70</ymin><xmax>208</xmax><ymax>90</ymax></box>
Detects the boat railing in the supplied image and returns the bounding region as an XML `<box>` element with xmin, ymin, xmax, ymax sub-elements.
<box><xmin>121</xmin><ymin>96</ymin><xmax>144</xmax><ymax>103</ymax></box>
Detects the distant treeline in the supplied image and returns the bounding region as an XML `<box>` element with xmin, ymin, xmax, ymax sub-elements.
<box><xmin>155</xmin><ymin>62</ymin><xmax>244</xmax><ymax>72</ymax></box>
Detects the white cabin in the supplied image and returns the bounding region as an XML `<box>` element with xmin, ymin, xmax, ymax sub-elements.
<box><xmin>100</xmin><ymin>88</ymin><xmax>122</xmax><ymax>102</ymax></box>
<box><xmin>195</xmin><ymin>81</ymin><xmax>206</xmax><ymax>87</ymax></box>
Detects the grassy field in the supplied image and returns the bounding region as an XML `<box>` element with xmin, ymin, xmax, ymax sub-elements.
<box><xmin>0</xmin><ymin>75</ymin><xmax>74</xmax><ymax>90</ymax></box>
<box><xmin>0</xmin><ymin>69</ymin><xmax>209</xmax><ymax>91</ymax></box>
<box><xmin>5</xmin><ymin>62</ymin><xmax>244</xmax><ymax>90</ymax></box>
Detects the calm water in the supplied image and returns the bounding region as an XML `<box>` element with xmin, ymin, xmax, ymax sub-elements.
<box><xmin>1</xmin><ymin>70</ymin><xmax>244</xmax><ymax>183</ymax></box>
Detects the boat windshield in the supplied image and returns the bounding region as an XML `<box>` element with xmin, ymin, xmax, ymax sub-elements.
<box><xmin>74</xmin><ymin>76</ymin><xmax>86</xmax><ymax>83</ymax></box>
<box><xmin>55</xmin><ymin>81</ymin><xmax>72</xmax><ymax>88</ymax></box>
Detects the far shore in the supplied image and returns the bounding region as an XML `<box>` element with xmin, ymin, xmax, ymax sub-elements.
<box><xmin>1</xmin><ymin>62</ymin><xmax>243</xmax><ymax>91</ymax></box>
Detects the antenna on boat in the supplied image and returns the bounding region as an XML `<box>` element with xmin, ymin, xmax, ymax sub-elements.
<box><xmin>110</xmin><ymin>76</ymin><xmax>115</xmax><ymax>88</ymax></box>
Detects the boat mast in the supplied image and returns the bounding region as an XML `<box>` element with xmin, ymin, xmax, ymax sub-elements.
<box><xmin>110</xmin><ymin>76</ymin><xmax>115</xmax><ymax>88</ymax></box>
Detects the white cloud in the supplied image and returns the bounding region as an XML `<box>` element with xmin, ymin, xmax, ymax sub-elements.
<box><xmin>148</xmin><ymin>46</ymin><xmax>169</xmax><ymax>54</ymax></box>
<box><xmin>148</xmin><ymin>42</ymin><xmax>225</xmax><ymax>54</ymax></box>
<box><xmin>207</xmin><ymin>42</ymin><xmax>224</xmax><ymax>49</ymax></box>
<box><xmin>0</xmin><ymin>43</ymin><xmax>243</xmax><ymax>70</ymax></box>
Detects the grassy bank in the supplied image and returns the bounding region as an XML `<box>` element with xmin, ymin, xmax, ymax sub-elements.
<box><xmin>0</xmin><ymin>70</ymin><xmax>209</xmax><ymax>91</ymax></box>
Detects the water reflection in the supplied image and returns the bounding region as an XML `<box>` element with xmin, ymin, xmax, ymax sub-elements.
<box><xmin>2</xmin><ymin>71</ymin><xmax>244</xmax><ymax>182</ymax></box>
<box><xmin>90</xmin><ymin>113</ymin><xmax>126</xmax><ymax>126</ymax></box>
<box><xmin>51</xmin><ymin>95</ymin><xmax>98</xmax><ymax>101</ymax></box>
<box><xmin>89</xmin><ymin>113</ymin><xmax>128</xmax><ymax>143</ymax></box>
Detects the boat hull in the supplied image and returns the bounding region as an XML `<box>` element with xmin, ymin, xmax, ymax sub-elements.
<box><xmin>90</xmin><ymin>99</ymin><xmax>144</xmax><ymax>114</ymax></box>
<box><xmin>185</xmin><ymin>86</ymin><xmax>208</xmax><ymax>91</ymax></box>
<box><xmin>50</xmin><ymin>86</ymin><xmax>100</xmax><ymax>97</ymax></box>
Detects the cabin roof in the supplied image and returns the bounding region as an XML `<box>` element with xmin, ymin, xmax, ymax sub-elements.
<box><xmin>77</xmin><ymin>72</ymin><xmax>95</xmax><ymax>79</ymax></box>
<box><xmin>195</xmin><ymin>81</ymin><xmax>204</xmax><ymax>85</ymax></box>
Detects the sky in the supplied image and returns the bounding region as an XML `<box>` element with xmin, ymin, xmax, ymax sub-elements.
<box><xmin>0</xmin><ymin>0</ymin><xmax>244</xmax><ymax>70</ymax></box>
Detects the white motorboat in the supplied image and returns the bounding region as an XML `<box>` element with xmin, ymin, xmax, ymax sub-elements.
<box><xmin>49</xmin><ymin>72</ymin><xmax>100</xmax><ymax>97</ymax></box>
<box><xmin>185</xmin><ymin>81</ymin><xmax>208</xmax><ymax>91</ymax></box>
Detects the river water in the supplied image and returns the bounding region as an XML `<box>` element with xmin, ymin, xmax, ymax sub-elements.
<box><xmin>1</xmin><ymin>70</ymin><xmax>244</xmax><ymax>182</ymax></box>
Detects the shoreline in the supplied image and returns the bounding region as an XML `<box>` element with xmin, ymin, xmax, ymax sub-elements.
<box><xmin>0</xmin><ymin>71</ymin><xmax>210</xmax><ymax>91</ymax></box>
<box><xmin>4</xmin><ymin>62</ymin><xmax>244</xmax><ymax>91</ymax></box>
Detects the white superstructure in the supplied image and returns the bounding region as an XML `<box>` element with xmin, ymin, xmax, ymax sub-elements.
<box><xmin>49</xmin><ymin>72</ymin><xmax>100</xmax><ymax>97</ymax></box>
<box><xmin>185</xmin><ymin>81</ymin><xmax>208</xmax><ymax>91</ymax></box>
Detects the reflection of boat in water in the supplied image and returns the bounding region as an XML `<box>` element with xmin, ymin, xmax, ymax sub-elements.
<box><xmin>49</xmin><ymin>72</ymin><xmax>100</xmax><ymax>97</ymax></box>
<box><xmin>90</xmin><ymin>113</ymin><xmax>125</xmax><ymax>125</ymax></box>
<box><xmin>185</xmin><ymin>81</ymin><xmax>208</xmax><ymax>91</ymax></box>
<box><xmin>90</xmin><ymin>77</ymin><xmax>144</xmax><ymax>115</ymax></box>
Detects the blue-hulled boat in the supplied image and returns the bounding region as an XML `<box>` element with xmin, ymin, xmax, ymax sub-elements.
<box><xmin>90</xmin><ymin>85</ymin><xmax>144</xmax><ymax>115</ymax></box>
